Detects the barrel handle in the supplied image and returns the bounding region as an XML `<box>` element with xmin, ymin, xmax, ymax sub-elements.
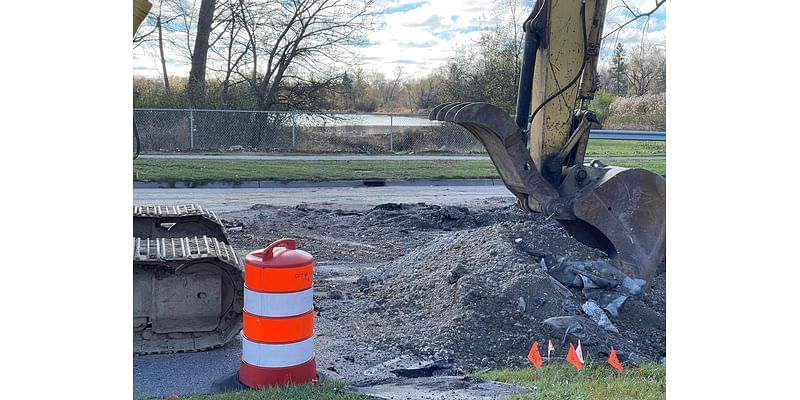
<box><xmin>262</xmin><ymin>238</ymin><xmax>297</xmax><ymax>261</ymax></box>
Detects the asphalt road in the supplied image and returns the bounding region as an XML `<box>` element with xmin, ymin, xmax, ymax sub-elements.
<box><xmin>133</xmin><ymin>184</ymin><xmax>515</xmax><ymax>212</ymax></box>
<box><xmin>134</xmin><ymin>342</ymin><xmax>241</xmax><ymax>397</ymax></box>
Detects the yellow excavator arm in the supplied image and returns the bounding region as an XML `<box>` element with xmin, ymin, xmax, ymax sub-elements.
<box><xmin>430</xmin><ymin>0</ymin><xmax>665</xmax><ymax>280</ymax></box>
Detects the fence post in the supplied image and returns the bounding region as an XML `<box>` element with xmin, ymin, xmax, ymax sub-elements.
<box><xmin>189</xmin><ymin>109</ymin><xmax>195</xmax><ymax>150</ymax></box>
<box><xmin>291</xmin><ymin>112</ymin><xmax>297</xmax><ymax>149</ymax></box>
<box><xmin>389</xmin><ymin>114</ymin><xmax>393</xmax><ymax>152</ymax></box>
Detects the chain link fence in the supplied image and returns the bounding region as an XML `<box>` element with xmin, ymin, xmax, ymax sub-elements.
<box><xmin>134</xmin><ymin>109</ymin><xmax>485</xmax><ymax>154</ymax></box>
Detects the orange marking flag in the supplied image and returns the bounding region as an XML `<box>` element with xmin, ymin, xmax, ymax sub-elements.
<box><xmin>527</xmin><ymin>341</ymin><xmax>543</xmax><ymax>368</ymax></box>
<box><xmin>608</xmin><ymin>346</ymin><xmax>623</xmax><ymax>373</ymax></box>
<box><xmin>566</xmin><ymin>343</ymin><xmax>583</xmax><ymax>370</ymax></box>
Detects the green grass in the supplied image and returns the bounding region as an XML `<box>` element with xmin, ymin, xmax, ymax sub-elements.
<box><xmin>140</xmin><ymin>382</ymin><xmax>371</xmax><ymax>400</ymax></box>
<box><xmin>134</xmin><ymin>158</ymin><xmax>664</xmax><ymax>183</ymax></box>
<box><xmin>133</xmin><ymin>159</ymin><xmax>499</xmax><ymax>183</ymax></box>
<box><xmin>600</xmin><ymin>159</ymin><xmax>665</xmax><ymax>175</ymax></box>
<box><xmin>475</xmin><ymin>363</ymin><xmax>666</xmax><ymax>400</ymax></box>
<box><xmin>585</xmin><ymin>139</ymin><xmax>665</xmax><ymax>157</ymax></box>
<box><xmin>138</xmin><ymin>364</ymin><xmax>665</xmax><ymax>400</ymax></box>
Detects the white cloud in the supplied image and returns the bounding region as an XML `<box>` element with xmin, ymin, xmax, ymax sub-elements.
<box><xmin>349</xmin><ymin>0</ymin><xmax>494</xmax><ymax>77</ymax></box>
<box><xmin>133</xmin><ymin>0</ymin><xmax>666</xmax><ymax>80</ymax></box>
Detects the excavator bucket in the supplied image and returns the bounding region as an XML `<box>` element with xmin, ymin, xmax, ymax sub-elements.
<box><xmin>430</xmin><ymin>103</ymin><xmax>665</xmax><ymax>280</ymax></box>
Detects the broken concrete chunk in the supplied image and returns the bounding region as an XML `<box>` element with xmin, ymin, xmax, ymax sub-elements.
<box><xmin>603</xmin><ymin>295</ymin><xmax>628</xmax><ymax>317</ymax></box>
<box><xmin>542</xmin><ymin>316</ymin><xmax>598</xmax><ymax>344</ymax></box>
<box><xmin>548</xmin><ymin>276</ymin><xmax>575</xmax><ymax>298</ymax></box>
<box><xmin>623</xmin><ymin>276</ymin><xmax>647</xmax><ymax>295</ymax></box>
<box><xmin>549</xmin><ymin>261</ymin><xmax>623</xmax><ymax>291</ymax></box>
<box><xmin>581</xmin><ymin>301</ymin><xmax>620</xmax><ymax>333</ymax></box>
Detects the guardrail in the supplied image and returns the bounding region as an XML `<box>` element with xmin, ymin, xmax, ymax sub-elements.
<box><xmin>588</xmin><ymin>130</ymin><xmax>665</xmax><ymax>141</ymax></box>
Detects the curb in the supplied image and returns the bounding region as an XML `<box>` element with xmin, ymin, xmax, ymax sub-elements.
<box><xmin>133</xmin><ymin>178</ymin><xmax>505</xmax><ymax>189</ymax></box>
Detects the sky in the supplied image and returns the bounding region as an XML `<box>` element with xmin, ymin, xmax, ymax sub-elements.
<box><xmin>133</xmin><ymin>0</ymin><xmax>666</xmax><ymax>79</ymax></box>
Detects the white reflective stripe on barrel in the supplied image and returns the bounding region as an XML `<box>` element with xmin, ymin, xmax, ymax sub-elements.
<box><xmin>244</xmin><ymin>286</ymin><xmax>314</xmax><ymax>317</ymax></box>
<box><xmin>242</xmin><ymin>336</ymin><xmax>315</xmax><ymax>368</ymax></box>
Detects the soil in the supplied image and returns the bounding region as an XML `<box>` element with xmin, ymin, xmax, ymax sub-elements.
<box><xmin>220</xmin><ymin>197</ymin><xmax>665</xmax><ymax>385</ymax></box>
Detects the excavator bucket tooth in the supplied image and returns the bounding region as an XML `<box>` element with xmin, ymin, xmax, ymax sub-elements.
<box><xmin>429</xmin><ymin>102</ymin><xmax>666</xmax><ymax>280</ymax></box>
<box><xmin>559</xmin><ymin>167</ymin><xmax>666</xmax><ymax>280</ymax></box>
<box><xmin>429</xmin><ymin>102</ymin><xmax>459</xmax><ymax>120</ymax></box>
<box><xmin>443</xmin><ymin>103</ymin><xmax>471</xmax><ymax>122</ymax></box>
<box><xmin>434</xmin><ymin>102</ymin><xmax>469</xmax><ymax>121</ymax></box>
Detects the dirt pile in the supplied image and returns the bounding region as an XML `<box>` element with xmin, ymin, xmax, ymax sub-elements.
<box><xmin>349</xmin><ymin>219</ymin><xmax>665</xmax><ymax>371</ymax></box>
<box><xmin>226</xmin><ymin>200</ymin><xmax>665</xmax><ymax>377</ymax></box>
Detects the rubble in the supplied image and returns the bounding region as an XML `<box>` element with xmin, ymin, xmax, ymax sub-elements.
<box><xmin>227</xmin><ymin>198</ymin><xmax>666</xmax><ymax>382</ymax></box>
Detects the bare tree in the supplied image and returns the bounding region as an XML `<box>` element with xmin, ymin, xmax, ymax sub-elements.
<box><xmin>604</xmin><ymin>0</ymin><xmax>666</xmax><ymax>41</ymax></box>
<box><xmin>624</xmin><ymin>43</ymin><xmax>665</xmax><ymax>95</ymax></box>
<box><xmin>134</xmin><ymin>0</ymin><xmax>185</xmax><ymax>93</ymax></box>
<box><xmin>491</xmin><ymin>0</ymin><xmax>527</xmax><ymax>91</ymax></box>
<box><xmin>370</xmin><ymin>67</ymin><xmax>405</xmax><ymax>108</ymax></box>
<box><xmin>157</xmin><ymin>13</ymin><xmax>171</xmax><ymax>93</ymax></box>
<box><xmin>207</xmin><ymin>0</ymin><xmax>257</xmax><ymax>104</ymax></box>
<box><xmin>211</xmin><ymin>0</ymin><xmax>380</xmax><ymax>145</ymax></box>
<box><xmin>244</xmin><ymin>0</ymin><xmax>379</xmax><ymax>111</ymax></box>
<box><xmin>187</xmin><ymin>0</ymin><xmax>218</xmax><ymax>107</ymax></box>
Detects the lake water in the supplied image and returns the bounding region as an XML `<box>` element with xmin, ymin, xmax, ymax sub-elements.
<box><xmin>294</xmin><ymin>113</ymin><xmax>443</xmax><ymax>127</ymax></box>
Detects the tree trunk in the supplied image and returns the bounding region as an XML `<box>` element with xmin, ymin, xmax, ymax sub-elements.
<box><xmin>157</xmin><ymin>15</ymin><xmax>170</xmax><ymax>94</ymax></box>
<box><xmin>187</xmin><ymin>0</ymin><xmax>217</xmax><ymax>108</ymax></box>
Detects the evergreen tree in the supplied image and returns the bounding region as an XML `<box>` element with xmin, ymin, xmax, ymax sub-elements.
<box><xmin>608</xmin><ymin>43</ymin><xmax>628</xmax><ymax>96</ymax></box>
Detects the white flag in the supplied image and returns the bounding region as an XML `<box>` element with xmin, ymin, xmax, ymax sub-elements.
<box><xmin>547</xmin><ymin>339</ymin><xmax>555</xmax><ymax>359</ymax></box>
<box><xmin>576</xmin><ymin>340</ymin><xmax>584</xmax><ymax>363</ymax></box>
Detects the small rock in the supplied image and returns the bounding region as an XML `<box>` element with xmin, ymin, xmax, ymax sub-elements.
<box><xmin>329</xmin><ymin>290</ymin><xmax>344</xmax><ymax>300</ymax></box>
<box><xmin>561</xmin><ymin>301</ymin><xmax>580</xmax><ymax>314</ymax></box>
<box><xmin>627</xmin><ymin>352</ymin><xmax>649</xmax><ymax>366</ymax></box>
<box><xmin>514</xmin><ymin>238</ymin><xmax>523</xmax><ymax>243</ymax></box>
<box><xmin>447</xmin><ymin>263</ymin><xmax>468</xmax><ymax>284</ymax></box>
<box><xmin>517</xmin><ymin>297</ymin><xmax>526</xmax><ymax>313</ymax></box>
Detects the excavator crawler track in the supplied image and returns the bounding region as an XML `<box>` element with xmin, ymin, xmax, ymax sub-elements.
<box><xmin>134</xmin><ymin>204</ymin><xmax>230</xmax><ymax>244</ymax></box>
<box><xmin>133</xmin><ymin>205</ymin><xmax>244</xmax><ymax>355</ymax></box>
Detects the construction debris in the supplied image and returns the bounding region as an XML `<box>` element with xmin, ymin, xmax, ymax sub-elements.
<box><xmin>227</xmin><ymin>198</ymin><xmax>665</xmax><ymax>383</ymax></box>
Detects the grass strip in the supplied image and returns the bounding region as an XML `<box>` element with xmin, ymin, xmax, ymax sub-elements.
<box><xmin>134</xmin><ymin>159</ymin><xmax>664</xmax><ymax>183</ymax></box>
<box><xmin>475</xmin><ymin>362</ymin><xmax>666</xmax><ymax>400</ymax></box>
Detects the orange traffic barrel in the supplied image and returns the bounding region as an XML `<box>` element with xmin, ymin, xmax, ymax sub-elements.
<box><xmin>239</xmin><ymin>238</ymin><xmax>316</xmax><ymax>388</ymax></box>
